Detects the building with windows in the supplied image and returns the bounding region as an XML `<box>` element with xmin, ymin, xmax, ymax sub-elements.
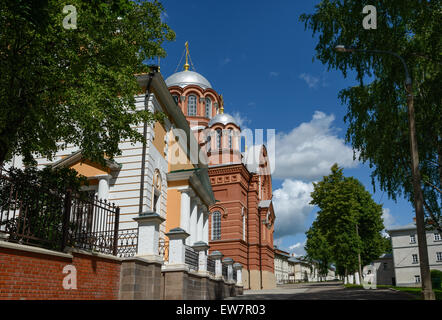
<box><xmin>274</xmin><ymin>247</ymin><xmax>291</xmax><ymax>284</ymax></box>
<box><xmin>387</xmin><ymin>220</ymin><xmax>442</xmax><ymax>287</ymax></box>
<box><xmin>6</xmin><ymin>69</ymin><xmax>216</xmax><ymax>255</ymax></box>
<box><xmin>362</xmin><ymin>253</ymin><xmax>395</xmax><ymax>286</ymax></box>
<box><xmin>164</xmin><ymin>45</ymin><xmax>276</xmax><ymax>290</ymax></box>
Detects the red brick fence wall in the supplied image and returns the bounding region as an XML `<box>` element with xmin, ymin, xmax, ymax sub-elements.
<box><xmin>0</xmin><ymin>240</ymin><xmax>243</xmax><ymax>300</ymax></box>
<box><xmin>0</xmin><ymin>241</ymin><xmax>121</xmax><ymax>299</ymax></box>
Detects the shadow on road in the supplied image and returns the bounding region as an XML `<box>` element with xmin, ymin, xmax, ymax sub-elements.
<box><xmin>227</xmin><ymin>281</ymin><xmax>414</xmax><ymax>300</ymax></box>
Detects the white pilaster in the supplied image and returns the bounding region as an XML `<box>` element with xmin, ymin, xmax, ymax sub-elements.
<box><xmin>203</xmin><ymin>212</ymin><xmax>209</xmax><ymax>244</ymax></box>
<box><xmin>196</xmin><ymin>204</ymin><xmax>205</xmax><ymax>242</ymax></box>
<box><xmin>179</xmin><ymin>189</ymin><xmax>193</xmax><ymax>238</ymax></box>
<box><xmin>189</xmin><ymin>198</ymin><xmax>198</xmax><ymax>245</ymax></box>
<box><xmin>97</xmin><ymin>175</ymin><xmax>110</xmax><ymax>200</ymax></box>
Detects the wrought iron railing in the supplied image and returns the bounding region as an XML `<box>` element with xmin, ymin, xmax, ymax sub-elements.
<box><xmin>158</xmin><ymin>238</ymin><xmax>169</xmax><ymax>262</ymax></box>
<box><xmin>116</xmin><ymin>228</ymin><xmax>138</xmax><ymax>257</ymax></box>
<box><xmin>184</xmin><ymin>245</ymin><xmax>199</xmax><ymax>271</ymax></box>
<box><xmin>207</xmin><ymin>257</ymin><xmax>216</xmax><ymax>275</ymax></box>
<box><xmin>0</xmin><ymin>167</ymin><xmax>120</xmax><ymax>255</ymax></box>
<box><xmin>222</xmin><ymin>264</ymin><xmax>228</xmax><ymax>279</ymax></box>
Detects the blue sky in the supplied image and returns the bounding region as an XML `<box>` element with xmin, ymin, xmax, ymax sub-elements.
<box><xmin>158</xmin><ymin>1</ymin><xmax>415</xmax><ymax>256</ymax></box>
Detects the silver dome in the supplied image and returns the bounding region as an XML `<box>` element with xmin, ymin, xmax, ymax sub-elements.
<box><xmin>208</xmin><ymin>113</ymin><xmax>240</xmax><ymax>128</ymax></box>
<box><xmin>165</xmin><ymin>70</ymin><xmax>212</xmax><ymax>89</ymax></box>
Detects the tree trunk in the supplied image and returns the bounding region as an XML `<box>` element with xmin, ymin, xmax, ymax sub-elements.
<box><xmin>406</xmin><ymin>83</ymin><xmax>435</xmax><ymax>300</ymax></box>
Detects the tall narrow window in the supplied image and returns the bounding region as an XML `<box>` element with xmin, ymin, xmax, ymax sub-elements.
<box><xmin>415</xmin><ymin>275</ymin><xmax>421</xmax><ymax>283</ymax></box>
<box><xmin>436</xmin><ymin>252</ymin><xmax>442</xmax><ymax>262</ymax></box>
<box><xmin>412</xmin><ymin>254</ymin><xmax>418</xmax><ymax>264</ymax></box>
<box><xmin>212</xmin><ymin>211</ymin><xmax>221</xmax><ymax>240</ymax></box>
<box><xmin>228</xmin><ymin>129</ymin><xmax>232</xmax><ymax>149</ymax></box>
<box><xmin>205</xmin><ymin>97</ymin><xmax>212</xmax><ymax>118</ymax></box>
<box><xmin>410</xmin><ymin>234</ymin><xmax>416</xmax><ymax>243</ymax></box>
<box><xmin>172</xmin><ymin>95</ymin><xmax>179</xmax><ymax>105</ymax></box>
<box><xmin>216</xmin><ymin>129</ymin><xmax>222</xmax><ymax>149</ymax></box>
<box><xmin>188</xmin><ymin>95</ymin><xmax>197</xmax><ymax>116</ymax></box>
<box><xmin>434</xmin><ymin>233</ymin><xmax>441</xmax><ymax>241</ymax></box>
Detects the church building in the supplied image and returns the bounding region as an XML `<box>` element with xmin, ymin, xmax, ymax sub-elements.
<box><xmin>164</xmin><ymin>44</ymin><xmax>276</xmax><ymax>289</ymax></box>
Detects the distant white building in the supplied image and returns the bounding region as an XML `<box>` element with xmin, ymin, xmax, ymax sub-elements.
<box><xmin>274</xmin><ymin>247</ymin><xmax>291</xmax><ymax>284</ymax></box>
<box><xmin>387</xmin><ymin>221</ymin><xmax>442</xmax><ymax>287</ymax></box>
<box><xmin>362</xmin><ymin>253</ymin><xmax>395</xmax><ymax>286</ymax></box>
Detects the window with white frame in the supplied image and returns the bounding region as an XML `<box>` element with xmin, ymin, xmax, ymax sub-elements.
<box><xmin>437</xmin><ymin>252</ymin><xmax>442</xmax><ymax>262</ymax></box>
<box><xmin>211</xmin><ymin>211</ymin><xmax>221</xmax><ymax>240</ymax></box>
<box><xmin>410</xmin><ymin>234</ymin><xmax>416</xmax><ymax>243</ymax></box>
<box><xmin>187</xmin><ymin>95</ymin><xmax>197</xmax><ymax>116</ymax></box>
<box><xmin>415</xmin><ymin>275</ymin><xmax>421</xmax><ymax>283</ymax></box>
<box><xmin>205</xmin><ymin>97</ymin><xmax>212</xmax><ymax>118</ymax></box>
<box><xmin>412</xmin><ymin>254</ymin><xmax>419</xmax><ymax>264</ymax></box>
<box><xmin>434</xmin><ymin>233</ymin><xmax>441</xmax><ymax>241</ymax></box>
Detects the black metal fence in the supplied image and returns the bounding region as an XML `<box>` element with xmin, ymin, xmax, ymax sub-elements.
<box><xmin>185</xmin><ymin>245</ymin><xmax>199</xmax><ymax>271</ymax></box>
<box><xmin>0</xmin><ymin>168</ymin><xmax>120</xmax><ymax>255</ymax></box>
<box><xmin>222</xmin><ymin>264</ymin><xmax>228</xmax><ymax>279</ymax></box>
<box><xmin>116</xmin><ymin>228</ymin><xmax>138</xmax><ymax>257</ymax></box>
<box><xmin>159</xmin><ymin>238</ymin><xmax>169</xmax><ymax>261</ymax></box>
<box><xmin>207</xmin><ymin>257</ymin><xmax>216</xmax><ymax>275</ymax></box>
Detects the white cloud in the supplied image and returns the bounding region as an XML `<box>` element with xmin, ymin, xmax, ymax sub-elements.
<box><xmin>382</xmin><ymin>208</ymin><xmax>395</xmax><ymax>229</ymax></box>
<box><xmin>273</xmin><ymin>111</ymin><xmax>358</xmax><ymax>180</ymax></box>
<box><xmin>273</xmin><ymin>179</ymin><xmax>315</xmax><ymax>239</ymax></box>
<box><xmin>269</xmin><ymin>71</ymin><xmax>280</xmax><ymax>77</ymax></box>
<box><xmin>231</xmin><ymin>111</ymin><xmax>250</xmax><ymax>130</ymax></box>
<box><xmin>288</xmin><ymin>240</ymin><xmax>307</xmax><ymax>257</ymax></box>
<box><xmin>299</xmin><ymin>73</ymin><xmax>320</xmax><ymax>88</ymax></box>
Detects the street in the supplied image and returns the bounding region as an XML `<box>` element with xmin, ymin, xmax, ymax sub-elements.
<box><xmin>225</xmin><ymin>281</ymin><xmax>415</xmax><ymax>300</ymax></box>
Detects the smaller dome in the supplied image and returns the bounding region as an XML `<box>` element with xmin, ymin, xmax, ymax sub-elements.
<box><xmin>208</xmin><ymin>113</ymin><xmax>240</xmax><ymax>128</ymax></box>
<box><xmin>165</xmin><ymin>70</ymin><xmax>212</xmax><ymax>89</ymax></box>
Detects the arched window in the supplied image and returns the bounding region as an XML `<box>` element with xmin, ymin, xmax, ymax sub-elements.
<box><xmin>228</xmin><ymin>129</ymin><xmax>232</xmax><ymax>149</ymax></box>
<box><xmin>187</xmin><ymin>95</ymin><xmax>197</xmax><ymax>116</ymax></box>
<box><xmin>216</xmin><ymin>129</ymin><xmax>222</xmax><ymax>149</ymax></box>
<box><xmin>212</xmin><ymin>211</ymin><xmax>221</xmax><ymax>240</ymax></box>
<box><xmin>205</xmin><ymin>98</ymin><xmax>212</xmax><ymax>118</ymax></box>
<box><xmin>172</xmin><ymin>95</ymin><xmax>179</xmax><ymax>105</ymax></box>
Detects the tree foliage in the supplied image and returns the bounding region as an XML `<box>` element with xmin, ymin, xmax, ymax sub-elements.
<box><xmin>300</xmin><ymin>1</ymin><xmax>441</xmax><ymax>231</ymax></box>
<box><xmin>308</xmin><ymin>164</ymin><xmax>385</xmax><ymax>275</ymax></box>
<box><xmin>0</xmin><ymin>0</ymin><xmax>175</xmax><ymax>165</ymax></box>
<box><xmin>305</xmin><ymin>221</ymin><xmax>333</xmax><ymax>277</ymax></box>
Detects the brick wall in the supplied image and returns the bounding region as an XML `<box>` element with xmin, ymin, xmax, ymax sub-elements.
<box><xmin>0</xmin><ymin>243</ymin><xmax>121</xmax><ymax>300</ymax></box>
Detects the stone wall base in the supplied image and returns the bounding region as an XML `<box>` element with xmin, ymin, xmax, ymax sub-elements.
<box><xmin>162</xmin><ymin>268</ymin><xmax>242</xmax><ymax>300</ymax></box>
<box><xmin>119</xmin><ymin>257</ymin><xmax>163</xmax><ymax>300</ymax></box>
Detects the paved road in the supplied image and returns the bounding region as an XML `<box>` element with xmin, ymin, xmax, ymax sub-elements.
<box><xmin>225</xmin><ymin>281</ymin><xmax>415</xmax><ymax>300</ymax></box>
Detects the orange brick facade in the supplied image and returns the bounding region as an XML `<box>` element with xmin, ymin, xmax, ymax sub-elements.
<box><xmin>0</xmin><ymin>246</ymin><xmax>121</xmax><ymax>300</ymax></box>
<box><xmin>207</xmin><ymin>164</ymin><xmax>275</xmax><ymax>289</ymax></box>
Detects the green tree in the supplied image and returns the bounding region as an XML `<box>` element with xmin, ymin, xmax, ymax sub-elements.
<box><xmin>300</xmin><ymin>1</ymin><xmax>441</xmax><ymax>232</ymax></box>
<box><xmin>310</xmin><ymin>164</ymin><xmax>385</xmax><ymax>278</ymax></box>
<box><xmin>305</xmin><ymin>221</ymin><xmax>333</xmax><ymax>279</ymax></box>
<box><xmin>0</xmin><ymin>0</ymin><xmax>175</xmax><ymax>165</ymax></box>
